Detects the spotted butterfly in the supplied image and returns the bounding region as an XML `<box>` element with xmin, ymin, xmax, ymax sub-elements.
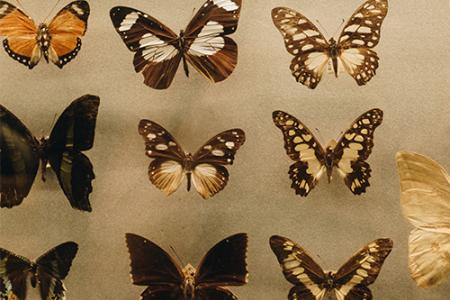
<box><xmin>110</xmin><ymin>0</ymin><xmax>242</xmax><ymax>89</ymax></box>
<box><xmin>272</xmin><ymin>109</ymin><xmax>383</xmax><ymax>196</ymax></box>
<box><xmin>0</xmin><ymin>1</ymin><xmax>90</xmax><ymax>69</ymax></box>
<box><xmin>270</xmin><ymin>235</ymin><xmax>393</xmax><ymax>300</ymax></box>
<box><xmin>126</xmin><ymin>233</ymin><xmax>248</xmax><ymax>300</ymax></box>
<box><xmin>272</xmin><ymin>0</ymin><xmax>388</xmax><ymax>88</ymax></box>
<box><xmin>0</xmin><ymin>242</ymin><xmax>78</xmax><ymax>300</ymax></box>
<box><xmin>138</xmin><ymin>119</ymin><xmax>245</xmax><ymax>198</ymax></box>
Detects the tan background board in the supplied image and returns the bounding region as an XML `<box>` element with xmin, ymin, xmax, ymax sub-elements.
<box><xmin>0</xmin><ymin>0</ymin><xmax>449</xmax><ymax>299</ymax></box>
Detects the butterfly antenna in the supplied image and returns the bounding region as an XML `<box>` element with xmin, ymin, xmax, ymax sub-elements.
<box><xmin>314</xmin><ymin>127</ymin><xmax>325</xmax><ymax>144</ymax></box>
<box><xmin>169</xmin><ymin>245</ymin><xmax>185</xmax><ymax>267</ymax></box>
<box><xmin>315</xmin><ymin>19</ymin><xmax>329</xmax><ymax>36</ymax></box>
<box><xmin>43</xmin><ymin>0</ymin><xmax>63</xmax><ymax>23</ymax></box>
<box><xmin>14</xmin><ymin>0</ymin><xmax>26</xmax><ymax>11</ymax></box>
<box><xmin>46</xmin><ymin>113</ymin><xmax>58</xmax><ymax>136</ymax></box>
<box><xmin>332</xmin><ymin>18</ymin><xmax>346</xmax><ymax>39</ymax></box>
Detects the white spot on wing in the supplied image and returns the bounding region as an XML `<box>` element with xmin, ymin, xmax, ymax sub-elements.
<box><xmin>212</xmin><ymin>0</ymin><xmax>239</xmax><ymax>12</ymax></box>
<box><xmin>119</xmin><ymin>12</ymin><xmax>139</xmax><ymax>31</ymax></box>
<box><xmin>188</xmin><ymin>21</ymin><xmax>225</xmax><ymax>56</ymax></box>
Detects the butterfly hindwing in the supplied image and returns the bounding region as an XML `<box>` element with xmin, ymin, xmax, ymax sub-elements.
<box><xmin>272</xmin><ymin>111</ymin><xmax>326</xmax><ymax>196</ymax></box>
<box><xmin>0</xmin><ymin>248</ymin><xmax>32</xmax><ymax>300</ymax></box>
<box><xmin>333</xmin><ymin>108</ymin><xmax>383</xmax><ymax>195</ymax></box>
<box><xmin>47</xmin><ymin>95</ymin><xmax>99</xmax><ymax>212</ymax></box>
<box><xmin>0</xmin><ymin>104</ymin><xmax>40</xmax><ymax>208</ymax></box>
<box><xmin>47</xmin><ymin>1</ymin><xmax>90</xmax><ymax>68</ymax></box>
<box><xmin>192</xmin><ymin>129</ymin><xmax>245</xmax><ymax>198</ymax></box>
<box><xmin>184</xmin><ymin>0</ymin><xmax>242</xmax><ymax>82</ymax></box>
<box><xmin>271</xmin><ymin>7</ymin><xmax>330</xmax><ymax>89</ymax></box>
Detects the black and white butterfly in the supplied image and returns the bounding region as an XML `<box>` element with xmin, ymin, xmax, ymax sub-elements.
<box><xmin>126</xmin><ymin>233</ymin><xmax>248</xmax><ymax>300</ymax></box>
<box><xmin>0</xmin><ymin>95</ymin><xmax>99</xmax><ymax>211</ymax></box>
<box><xmin>270</xmin><ymin>235</ymin><xmax>393</xmax><ymax>300</ymax></box>
<box><xmin>110</xmin><ymin>0</ymin><xmax>242</xmax><ymax>89</ymax></box>
<box><xmin>272</xmin><ymin>109</ymin><xmax>383</xmax><ymax>196</ymax></box>
<box><xmin>272</xmin><ymin>0</ymin><xmax>388</xmax><ymax>88</ymax></box>
<box><xmin>138</xmin><ymin>119</ymin><xmax>245</xmax><ymax>198</ymax></box>
<box><xmin>0</xmin><ymin>241</ymin><xmax>78</xmax><ymax>300</ymax></box>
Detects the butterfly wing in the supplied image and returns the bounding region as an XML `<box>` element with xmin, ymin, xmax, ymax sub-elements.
<box><xmin>272</xmin><ymin>111</ymin><xmax>326</xmax><ymax>196</ymax></box>
<box><xmin>0</xmin><ymin>1</ymin><xmax>40</xmax><ymax>68</ymax></box>
<box><xmin>110</xmin><ymin>6</ymin><xmax>181</xmax><ymax>89</ymax></box>
<box><xmin>191</xmin><ymin>129</ymin><xmax>245</xmax><ymax>198</ymax></box>
<box><xmin>125</xmin><ymin>233</ymin><xmax>184</xmax><ymax>298</ymax></box>
<box><xmin>138</xmin><ymin>120</ymin><xmax>187</xmax><ymax>196</ymax></box>
<box><xmin>196</xmin><ymin>287</ymin><xmax>238</xmax><ymax>300</ymax></box>
<box><xmin>184</xmin><ymin>0</ymin><xmax>242</xmax><ymax>83</ymax></box>
<box><xmin>47</xmin><ymin>95</ymin><xmax>100</xmax><ymax>212</ymax></box>
<box><xmin>195</xmin><ymin>233</ymin><xmax>248</xmax><ymax>288</ymax></box>
<box><xmin>333</xmin><ymin>238</ymin><xmax>393</xmax><ymax>300</ymax></box>
<box><xmin>337</xmin><ymin>0</ymin><xmax>388</xmax><ymax>85</ymax></box>
<box><xmin>0</xmin><ymin>104</ymin><xmax>40</xmax><ymax>208</ymax></box>
<box><xmin>396</xmin><ymin>151</ymin><xmax>450</xmax><ymax>288</ymax></box>
<box><xmin>47</xmin><ymin>0</ymin><xmax>90</xmax><ymax>68</ymax></box>
<box><xmin>333</xmin><ymin>108</ymin><xmax>383</xmax><ymax>195</ymax></box>
<box><xmin>34</xmin><ymin>242</ymin><xmax>78</xmax><ymax>300</ymax></box>
<box><xmin>271</xmin><ymin>7</ymin><xmax>330</xmax><ymax>89</ymax></box>
<box><xmin>269</xmin><ymin>235</ymin><xmax>327</xmax><ymax>300</ymax></box>
<box><xmin>0</xmin><ymin>248</ymin><xmax>32</xmax><ymax>300</ymax></box>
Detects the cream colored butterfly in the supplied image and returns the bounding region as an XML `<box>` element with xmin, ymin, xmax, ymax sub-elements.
<box><xmin>396</xmin><ymin>151</ymin><xmax>450</xmax><ymax>288</ymax></box>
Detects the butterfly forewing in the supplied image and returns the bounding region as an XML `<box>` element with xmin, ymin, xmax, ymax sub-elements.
<box><xmin>333</xmin><ymin>238</ymin><xmax>393</xmax><ymax>299</ymax></box>
<box><xmin>269</xmin><ymin>235</ymin><xmax>327</xmax><ymax>300</ymax></box>
<box><xmin>0</xmin><ymin>248</ymin><xmax>32</xmax><ymax>300</ymax></box>
<box><xmin>0</xmin><ymin>104</ymin><xmax>40</xmax><ymax>208</ymax></box>
<box><xmin>272</xmin><ymin>111</ymin><xmax>326</xmax><ymax>196</ymax></box>
<box><xmin>333</xmin><ymin>108</ymin><xmax>383</xmax><ymax>195</ymax></box>
<box><xmin>184</xmin><ymin>0</ymin><xmax>242</xmax><ymax>83</ymax></box>
<box><xmin>271</xmin><ymin>7</ymin><xmax>330</xmax><ymax>89</ymax></box>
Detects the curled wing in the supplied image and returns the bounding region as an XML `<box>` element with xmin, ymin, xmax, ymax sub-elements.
<box><xmin>333</xmin><ymin>108</ymin><xmax>383</xmax><ymax>195</ymax></box>
<box><xmin>272</xmin><ymin>111</ymin><xmax>326</xmax><ymax>196</ymax></box>
<box><xmin>110</xmin><ymin>6</ymin><xmax>181</xmax><ymax>89</ymax></box>
<box><xmin>184</xmin><ymin>0</ymin><xmax>242</xmax><ymax>82</ymax></box>
<box><xmin>271</xmin><ymin>7</ymin><xmax>330</xmax><ymax>89</ymax></box>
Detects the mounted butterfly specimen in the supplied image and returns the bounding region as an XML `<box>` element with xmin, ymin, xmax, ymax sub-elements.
<box><xmin>272</xmin><ymin>0</ymin><xmax>388</xmax><ymax>89</ymax></box>
<box><xmin>126</xmin><ymin>233</ymin><xmax>248</xmax><ymax>299</ymax></box>
<box><xmin>272</xmin><ymin>109</ymin><xmax>383</xmax><ymax>196</ymax></box>
<box><xmin>270</xmin><ymin>235</ymin><xmax>393</xmax><ymax>300</ymax></box>
<box><xmin>396</xmin><ymin>151</ymin><xmax>450</xmax><ymax>288</ymax></box>
<box><xmin>138</xmin><ymin>119</ymin><xmax>245</xmax><ymax>198</ymax></box>
<box><xmin>0</xmin><ymin>0</ymin><xmax>90</xmax><ymax>69</ymax></box>
<box><xmin>0</xmin><ymin>95</ymin><xmax>99</xmax><ymax>211</ymax></box>
<box><xmin>0</xmin><ymin>241</ymin><xmax>78</xmax><ymax>300</ymax></box>
<box><xmin>110</xmin><ymin>0</ymin><xmax>242</xmax><ymax>89</ymax></box>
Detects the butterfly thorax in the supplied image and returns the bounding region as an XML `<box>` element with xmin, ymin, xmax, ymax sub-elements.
<box><xmin>322</xmin><ymin>272</ymin><xmax>337</xmax><ymax>290</ymax></box>
<box><xmin>182</xmin><ymin>264</ymin><xmax>196</xmax><ymax>300</ymax></box>
<box><xmin>184</xmin><ymin>153</ymin><xmax>194</xmax><ymax>191</ymax></box>
<box><xmin>327</xmin><ymin>38</ymin><xmax>340</xmax><ymax>77</ymax></box>
<box><xmin>324</xmin><ymin>144</ymin><xmax>336</xmax><ymax>182</ymax></box>
<box><xmin>38</xmin><ymin>136</ymin><xmax>51</xmax><ymax>181</ymax></box>
<box><xmin>179</xmin><ymin>30</ymin><xmax>190</xmax><ymax>77</ymax></box>
<box><xmin>30</xmin><ymin>263</ymin><xmax>38</xmax><ymax>288</ymax></box>
<box><xmin>36</xmin><ymin>24</ymin><xmax>52</xmax><ymax>61</ymax></box>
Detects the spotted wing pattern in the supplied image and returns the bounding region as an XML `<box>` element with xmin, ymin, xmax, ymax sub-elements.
<box><xmin>333</xmin><ymin>109</ymin><xmax>383</xmax><ymax>195</ymax></box>
<box><xmin>192</xmin><ymin>129</ymin><xmax>245</xmax><ymax>198</ymax></box>
<box><xmin>272</xmin><ymin>111</ymin><xmax>326</xmax><ymax>196</ymax></box>
<box><xmin>0</xmin><ymin>248</ymin><xmax>32</xmax><ymax>300</ymax></box>
<box><xmin>271</xmin><ymin>7</ymin><xmax>330</xmax><ymax>89</ymax></box>
<box><xmin>333</xmin><ymin>238</ymin><xmax>393</xmax><ymax>300</ymax></box>
<box><xmin>337</xmin><ymin>0</ymin><xmax>388</xmax><ymax>85</ymax></box>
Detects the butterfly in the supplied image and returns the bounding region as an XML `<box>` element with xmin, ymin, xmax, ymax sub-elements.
<box><xmin>271</xmin><ymin>0</ymin><xmax>388</xmax><ymax>89</ymax></box>
<box><xmin>110</xmin><ymin>0</ymin><xmax>242</xmax><ymax>89</ymax></box>
<box><xmin>125</xmin><ymin>233</ymin><xmax>248</xmax><ymax>300</ymax></box>
<box><xmin>138</xmin><ymin>119</ymin><xmax>245</xmax><ymax>198</ymax></box>
<box><xmin>270</xmin><ymin>235</ymin><xmax>393</xmax><ymax>300</ymax></box>
<box><xmin>0</xmin><ymin>241</ymin><xmax>78</xmax><ymax>300</ymax></box>
<box><xmin>396</xmin><ymin>151</ymin><xmax>450</xmax><ymax>288</ymax></box>
<box><xmin>272</xmin><ymin>109</ymin><xmax>383</xmax><ymax>196</ymax></box>
<box><xmin>0</xmin><ymin>95</ymin><xmax>99</xmax><ymax>211</ymax></box>
<box><xmin>0</xmin><ymin>0</ymin><xmax>90</xmax><ymax>69</ymax></box>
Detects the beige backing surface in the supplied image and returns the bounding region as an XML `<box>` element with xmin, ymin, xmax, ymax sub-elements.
<box><xmin>0</xmin><ymin>0</ymin><xmax>449</xmax><ymax>299</ymax></box>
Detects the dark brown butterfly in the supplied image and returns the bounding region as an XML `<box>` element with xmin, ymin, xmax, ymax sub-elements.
<box><xmin>126</xmin><ymin>233</ymin><xmax>248</xmax><ymax>300</ymax></box>
<box><xmin>270</xmin><ymin>235</ymin><xmax>393</xmax><ymax>300</ymax></box>
<box><xmin>138</xmin><ymin>119</ymin><xmax>245</xmax><ymax>199</ymax></box>
<box><xmin>272</xmin><ymin>109</ymin><xmax>383</xmax><ymax>196</ymax></box>
<box><xmin>0</xmin><ymin>95</ymin><xmax>99</xmax><ymax>211</ymax></box>
<box><xmin>0</xmin><ymin>1</ymin><xmax>90</xmax><ymax>69</ymax></box>
<box><xmin>272</xmin><ymin>0</ymin><xmax>388</xmax><ymax>89</ymax></box>
<box><xmin>0</xmin><ymin>241</ymin><xmax>78</xmax><ymax>300</ymax></box>
<box><xmin>110</xmin><ymin>0</ymin><xmax>242</xmax><ymax>89</ymax></box>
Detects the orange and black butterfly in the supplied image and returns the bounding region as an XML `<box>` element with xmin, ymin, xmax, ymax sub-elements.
<box><xmin>0</xmin><ymin>1</ymin><xmax>90</xmax><ymax>69</ymax></box>
<box><xmin>126</xmin><ymin>233</ymin><xmax>248</xmax><ymax>300</ymax></box>
<box><xmin>110</xmin><ymin>0</ymin><xmax>242</xmax><ymax>89</ymax></box>
<box><xmin>272</xmin><ymin>0</ymin><xmax>388</xmax><ymax>88</ymax></box>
